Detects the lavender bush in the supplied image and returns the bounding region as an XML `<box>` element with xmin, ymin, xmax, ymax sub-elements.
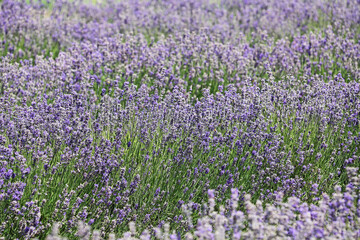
<box><xmin>45</xmin><ymin>167</ymin><xmax>360</xmax><ymax>239</ymax></box>
<box><xmin>0</xmin><ymin>0</ymin><xmax>359</xmax><ymax>239</ymax></box>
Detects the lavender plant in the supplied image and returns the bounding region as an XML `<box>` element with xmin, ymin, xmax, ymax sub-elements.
<box><xmin>0</xmin><ymin>0</ymin><xmax>359</xmax><ymax>239</ymax></box>
<box><xmin>45</xmin><ymin>167</ymin><xmax>360</xmax><ymax>239</ymax></box>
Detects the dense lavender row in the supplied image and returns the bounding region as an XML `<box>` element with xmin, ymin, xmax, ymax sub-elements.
<box><xmin>1</xmin><ymin>70</ymin><xmax>360</xmax><ymax>238</ymax></box>
<box><xmin>46</xmin><ymin>167</ymin><xmax>360</xmax><ymax>239</ymax></box>
<box><xmin>2</xmin><ymin>26</ymin><xmax>359</xmax><ymax>102</ymax></box>
<box><xmin>0</xmin><ymin>0</ymin><xmax>360</xmax><ymax>239</ymax></box>
<box><xmin>1</xmin><ymin>0</ymin><xmax>360</xmax><ymax>58</ymax></box>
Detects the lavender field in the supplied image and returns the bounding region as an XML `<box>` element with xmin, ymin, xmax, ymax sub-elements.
<box><xmin>0</xmin><ymin>0</ymin><xmax>360</xmax><ymax>239</ymax></box>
